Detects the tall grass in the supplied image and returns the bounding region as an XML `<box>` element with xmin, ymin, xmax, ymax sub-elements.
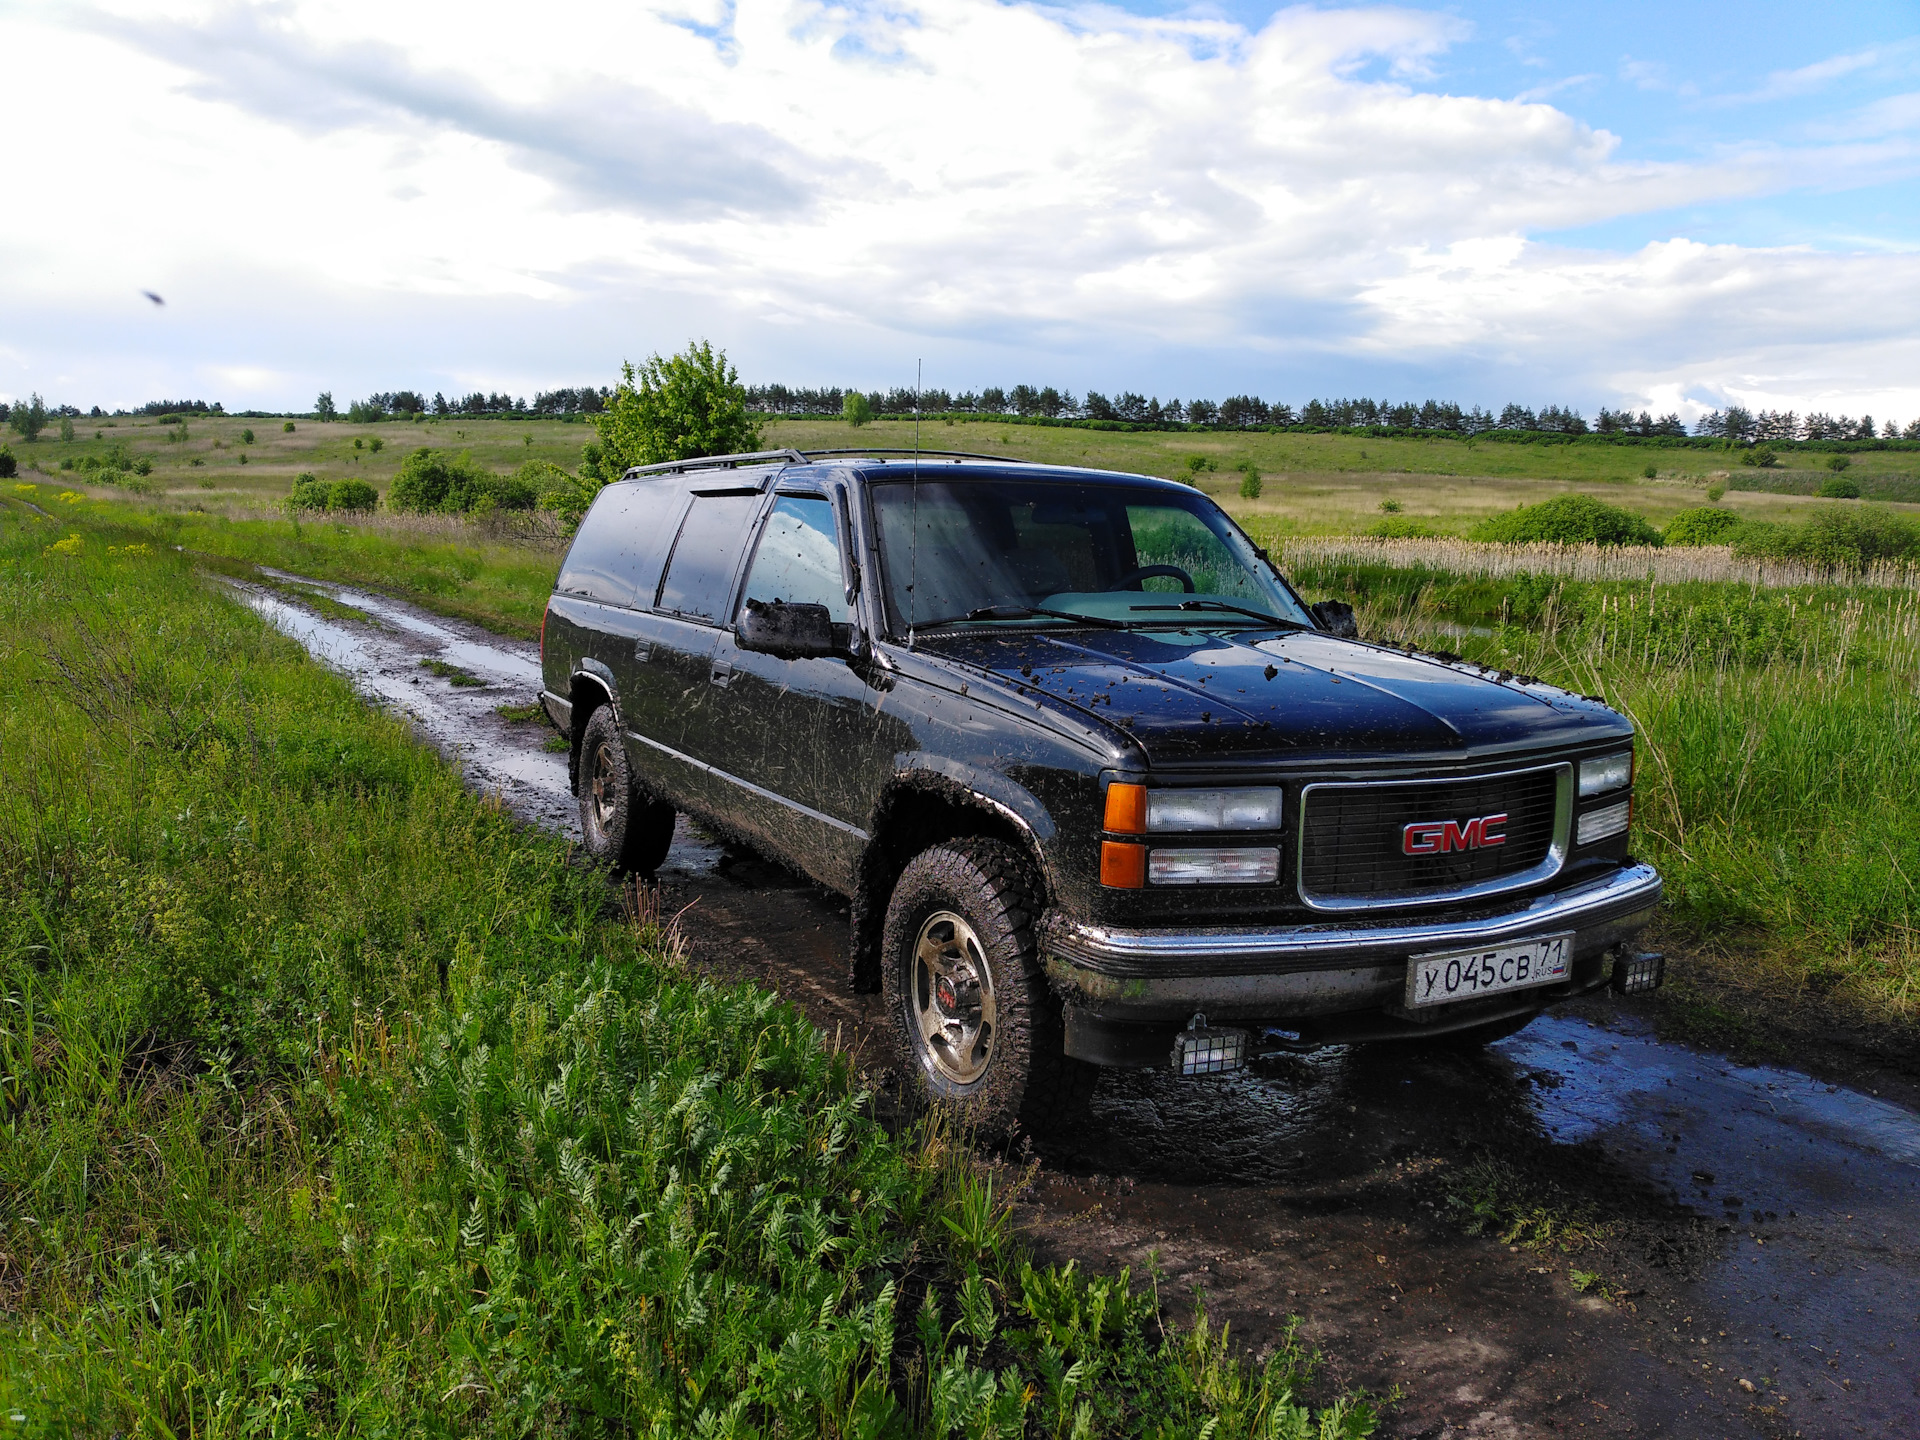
<box><xmin>1292</xmin><ymin>549</ymin><xmax>1920</xmax><ymax>1021</ymax></box>
<box><xmin>0</xmin><ymin>501</ymin><xmax>1376</xmax><ymax>1436</ymax></box>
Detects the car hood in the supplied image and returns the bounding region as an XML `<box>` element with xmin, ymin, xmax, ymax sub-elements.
<box><xmin>920</xmin><ymin>627</ymin><xmax>1625</xmax><ymax>763</ymax></box>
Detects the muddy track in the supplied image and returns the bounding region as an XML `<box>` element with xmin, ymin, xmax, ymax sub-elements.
<box><xmin>237</xmin><ymin>572</ymin><xmax>1920</xmax><ymax>1440</ymax></box>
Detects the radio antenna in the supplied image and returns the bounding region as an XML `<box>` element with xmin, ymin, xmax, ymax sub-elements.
<box><xmin>908</xmin><ymin>358</ymin><xmax>922</xmax><ymax>647</ymax></box>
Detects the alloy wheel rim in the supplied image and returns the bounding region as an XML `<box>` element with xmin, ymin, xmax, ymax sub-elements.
<box><xmin>911</xmin><ymin>909</ymin><xmax>996</xmax><ymax>1086</ymax></box>
<box><xmin>588</xmin><ymin>740</ymin><xmax>618</xmax><ymax>837</ymax></box>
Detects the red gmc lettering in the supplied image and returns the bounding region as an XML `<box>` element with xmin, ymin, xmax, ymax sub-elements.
<box><xmin>1402</xmin><ymin>812</ymin><xmax>1508</xmax><ymax>855</ymax></box>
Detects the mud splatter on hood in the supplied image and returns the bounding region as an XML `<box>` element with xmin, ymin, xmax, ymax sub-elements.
<box><xmin>920</xmin><ymin>627</ymin><xmax>1627</xmax><ymax>762</ymax></box>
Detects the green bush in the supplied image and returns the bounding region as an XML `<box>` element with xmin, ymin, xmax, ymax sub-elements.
<box><xmin>1705</xmin><ymin>483</ymin><xmax>1727</xmax><ymax>502</ymax></box>
<box><xmin>0</xmin><ymin>446</ymin><xmax>14</xmax><ymax>479</ymax></box>
<box><xmin>241</xmin><ymin>428</ymin><xmax>255</xmax><ymax>444</ymax></box>
<box><xmin>1468</xmin><ymin>494</ymin><xmax>1662</xmax><ymax>547</ymax></box>
<box><xmin>1238</xmin><ymin>463</ymin><xmax>1262</xmax><ymax>500</ymax></box>
<box><xmin>287</xmin><ymin>473</ymin><xmax>332</xmax><ymax>511</ymax></box>
<box><xmin>388</xmin><ymin>448</ymin><xmax>536</xmax><ymax>514</ymax></box>
<box><xmin>843</xmin><ymin>391</ymin><xmax>873</xmax><ymax>427</ymax></box>
<box><xmin>368</xmin><ymin>436</ymin><xmax>384</xmax><ymax>454</ymax></box>
<box><xmin>1818</xmin><ymin>475</ymin><xmax>1861</xmax><ymax>499</ymax></box>
<box><xmin>1367</xmin><ymin>516</ymin><xmax>1440</xmax><ymax>538</ymax></box>
<box><xmin>1731</xmin><ymin>505</ymin><xmax>1920</xmax><ymax>570</ymax></box>
<box><xmin>1642</xmin><ymin>463</ymin><xmax>1658</xmax><ymax>479</ymax></box>
<box><xmin>328</xmin><ymin>478</ymin><xmax>378</xmax><ymax>512</ymax></box>
<box><xmin>1828</xmin><ymin>453</ymin><xmax>1852</xmax><ymax>472</ymax></box>
<box><xmin>283</xmin><ymin>421</ymin><xmax>295</xmax><ymax>433</ymax></box>
<box><xmin>1378</xmin><ymin>497</ymin><xmax>1402</xmax><ymax>513</ymax></box>
<box><xmin>1662</xmin><ymin>507</ymin><xmax>1742</xmax><ymax>547</ymax></box>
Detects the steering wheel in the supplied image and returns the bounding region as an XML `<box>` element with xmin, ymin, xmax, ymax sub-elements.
<box><xmin>1106</xmin><ymin>564</ymin><xmax>1195</xmax><ymax>593</ymax></box>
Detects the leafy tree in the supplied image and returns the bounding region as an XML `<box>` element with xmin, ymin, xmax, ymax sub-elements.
<box><xmin>1237</xmin><ymin>462</ymin><xmax>1262</xmax><ymax>499</ymax></box>
<box><xmin>8</xmin><ymin>393</ymin><xmax>48</xmax><ymax>442</ymax></box>
<box><xmin>843</xmin><ymin>391</ymin><xmax>873</xmax><ymax>427</ymax></box>
<box><xmin>315</xmin><ymin>392</ymin><xmax>338</xmax><ymax>422</ymax></box>
<box><xmin>58</xmin><ymin>417</ymin><xmax>75</xmax><ymax>443</ymax></box>
<box><xmin>592</xmin><ymin>340</ymin><xmax>760</xmax><ymax>475</ymax></box>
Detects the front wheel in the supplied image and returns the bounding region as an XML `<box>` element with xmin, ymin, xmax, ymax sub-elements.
<box><xmin>881</xmin><ymin>838</ymin><xmax>1087</xmax><ymax>1140</ymax></box>
<box><xmin>577</xmin><ymin>705</ymin><xmax>675</xmax><ymax>875</ymax></box>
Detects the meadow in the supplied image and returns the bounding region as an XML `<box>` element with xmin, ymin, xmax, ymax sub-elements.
<box><xmin>18</xmin><ymin>411</ymin><xmax>1920</xmax><ymax>1043</ymax></box>
<box><xmin>0</xmin><ymin>492</ymin><xmax>1376</xmax><ymax>1436</ymax></box>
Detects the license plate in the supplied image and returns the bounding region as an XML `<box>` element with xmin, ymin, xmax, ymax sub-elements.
<box><xmin>1406</xmin><ymin>933</ymin><xmax>1572</xmax><ymax>1008</ymax></box>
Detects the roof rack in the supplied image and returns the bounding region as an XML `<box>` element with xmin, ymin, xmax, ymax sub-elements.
<box><xmin>623</xmin><ymin>448</ymin><xmax>809</xmax><ymax>478</ymax></box>
<box><xmin>621</xmin><ymin>446</ymin><xmax>1027</xmax><ymax>480</ymax></box>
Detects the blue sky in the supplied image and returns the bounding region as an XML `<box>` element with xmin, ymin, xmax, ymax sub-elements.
<box><xmin>3</xmin><ymin>0</ymin><xmax>1918</xmax><ymax>422</ymax></box>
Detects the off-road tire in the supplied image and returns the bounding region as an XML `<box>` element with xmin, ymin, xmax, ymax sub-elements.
<box><xmin>881</xmin><ymin>838</ymin><xmax>1094</xmax><ymax>1142</ymax></box>
<box><xmin>577</xmin><ymin>705</ymin><xmax>674</xmax><ymax>876</ymax></box>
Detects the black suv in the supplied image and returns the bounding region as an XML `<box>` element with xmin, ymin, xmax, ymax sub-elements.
<box><xmin>540</xmin><ymin>448</ymin><xmax>1661</xmax><ymax>1134</ymax></box>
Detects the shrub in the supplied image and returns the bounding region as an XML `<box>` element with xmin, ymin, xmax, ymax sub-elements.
<box><xmin>842</xmin><ymin>391</ymin><xmax>873</xmax><ymax>427</ymax></box>
<box><xmin>1642</xmin><ymin>463</ymin><xmax>1658</xmax><ymax>479</ymax></box>
<box><xmin>1731</xmin><ymin>505</ymin><xmax>1920</xmax><ymax>570</ymax></box>
<box><xmin>1468</xmin><ymin>494</ymin><xmax>1662</xmax><ymax>547</ymax></box>
<box><xmin>329</xmin><ymin>478</ymin><xmax>379</xmax><ymax>512</ymax></box>
<box><xmin>368</xmin><ymin>436</ymin><xmax>384</xmax><ymax>454</ymax></box>
<box><xmin>133</xmin><ymin>456</ymin><xmax>152</xmax><ymax>476</ymax></box>
<box><xmin>353</xmin><ymin>437</ymin><xmax>364</xmax><ymax>451</ymax></box>
<box><xmin>283</xmin><ymin>421</ymin><xmax>296</xmax><ymax>432</ymax></box>
<box><xmin>388</xmin><ymin>447</ymin><xmax>535</xmax><ymax>514</ymax></box>
<box><xmin>238</xmin><ymin>453</ymin><xmax>248</xmax><ymax>465</ymax></box>
<box><xmin>1662</xmin><ymin>506</ymin><xmax>1741</xmax><ymax>547</ymax></box>
<box><xmin>241</xmin><ymin>428</ymin><xmax>255</xmax><ymax>444</ymax></box>
<box><xmin>1379</xmin><ymin>497</ymin><xmax>1402</xmax><ymax>513</ymax></box>
<box><xmin>287</xmin><ymin>474</ymin><xmax>332</xmax><ymax>511</ymax></box>
<box><xmin>1828</xmin><ymin>453</ymin><xmax>1852</xmax><ymax>472</ymax></box>
<box><xmin>0</xmin><ymin>446</ymin><xmax>14</xmax><ymax>478</ymax></box>
<box><xmin>1238</xmin><ymin>463</ymin><xmax>1263</xmax><ymax>499</ymax></box>
<box><xmin>59</xmin><ymin>417</ymin><xmax>75</xmax><ymax>443</ymax></box>
<box><xmin>1818</xmin><ymin>475</ymin><xmax>1861</xmax><ymax>499</ymax></box>
<box><xmin>1367</xmin><ymin>516</ymin><xmax>1440</xmax><ymax>538</ymax></box>
<box><xmin>1705</xmin><ymin>483</ymin><xmax>1727</xmax><ymax>502</ymax></box>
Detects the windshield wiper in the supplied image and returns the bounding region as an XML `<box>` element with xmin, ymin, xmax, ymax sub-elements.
<box><xmin>916</xmin><ymin>604</ymin><xmax>1129</xmax><ymax>630</ymax></box>
<box><xmin>1128</xmin><ymin>600</ymin><xmax>1311</xmax><ymax>629</ymax></box>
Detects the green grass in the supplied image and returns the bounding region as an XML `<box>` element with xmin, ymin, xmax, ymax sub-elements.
<box><xmin>0</xmin><ymin>496</ymin><xmax>1377</xmax><ymax>1437</ymax></box>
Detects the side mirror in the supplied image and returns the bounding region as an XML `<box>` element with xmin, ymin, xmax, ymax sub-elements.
<box><xmin>737</xmin><ymin>598</ymin><xmax>838</xmax><ymax>659</ymax></box>
<box><xmin>1310</xmin><ymin>599</ymin><xmax>1359</xmax><ymax>639</ymax></box>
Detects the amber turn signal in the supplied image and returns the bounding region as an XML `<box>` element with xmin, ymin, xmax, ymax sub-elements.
<box><xmin>1100</xmin><ymin>840</ymin><xmax>1146</xmax><ymax>889</ymax></box>
<box><xmin>1103</xmin><ymin>782</ymin><xmax>1147</xmax><ymax>834</ymax></box>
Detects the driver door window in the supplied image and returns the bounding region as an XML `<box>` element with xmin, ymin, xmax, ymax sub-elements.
<box><xmin>739</xmin><ymin>496</ymin><xmax>850</xmax><ymax>621</ymax></box>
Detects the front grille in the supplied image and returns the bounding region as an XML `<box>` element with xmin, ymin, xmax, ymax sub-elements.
<box><xmin>1299</xmin><ymin>765</ymin><xmax>1566</xmax><ymax>908</ymax></box>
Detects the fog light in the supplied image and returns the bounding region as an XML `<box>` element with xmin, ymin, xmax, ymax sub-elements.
<box><xmin>1148</xmin><ymin>846</ymin><xmax>1280</xmax><ymax>885</ymax></box>
<box><xmin>1611</xmin><ymin>950</ymin><xmax>1665</xmax><ymax>995</ymax></box>
<box><xmin>1577</xmin><ymin>799</ymin><xmax>1630</xmax><ymax>845</ymax></box>
<box><xmin>1172</xmin><ymin>1014</ymin><xmax>1247</xmax><ymax>1076</ymax></box>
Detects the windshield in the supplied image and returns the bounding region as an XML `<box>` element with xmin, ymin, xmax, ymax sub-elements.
<box><xmin>868</xmin><ymin>475</ymin><xmax>1311</xmax><ymax>634</ymax></box>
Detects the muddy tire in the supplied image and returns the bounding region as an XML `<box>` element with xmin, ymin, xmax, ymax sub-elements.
<box><xmin>881</xmin><ymin>838</ymin><xmax>1090</xmax><ymax>1142</ymax></box>
<box><xmin>576</xmin><ymin>705</ymin><xmax>674</xmax><ymax>876</ymax></box>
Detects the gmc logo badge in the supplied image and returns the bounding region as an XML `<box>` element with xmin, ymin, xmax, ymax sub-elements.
<box><xmin>1402</xmin><ymin>812</ymin><xmax>1507</xmax><ymax>855</ymax></box>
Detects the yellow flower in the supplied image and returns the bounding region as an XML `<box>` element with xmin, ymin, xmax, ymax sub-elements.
<box><xmin>57</xmin><ymin>491</ymin><xmax>85</xmax><ymax>504</ymax></box>
<box><xmin>107</xmin><ymin>543</ymin><xmax>154</xmax><ymax>558</ymax></box>
<box><xmin>11</xmin><ymin>483</ymin><xmax>34</xmax><ymax>494</ymax></box>
<box><xmin>46</xmin><ymin>534</ymin><xmax>84</xmax><ymax>556</ymax></box>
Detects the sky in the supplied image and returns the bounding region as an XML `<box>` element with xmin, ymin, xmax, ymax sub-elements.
<box><xmin>3</xmin><ymin>0</ymin><xmax>1918</xmax><ymax>423</ymax></box>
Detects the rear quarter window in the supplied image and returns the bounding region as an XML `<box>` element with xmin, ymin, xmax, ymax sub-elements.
<box><xmin>656</xmin><ymin>491</ymin><xmax>766</xmax><ymax>620</ymax></box>
<box><xmin>555</xmin><ymin>482</ymin><xmax>686</xmax><ymax>607</ymax></box>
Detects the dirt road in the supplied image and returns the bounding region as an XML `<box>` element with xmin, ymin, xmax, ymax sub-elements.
<box><xmin>238</xmin><ymin>572</ymin><xmax>1920</xmax><ymax>1439</ymax></box>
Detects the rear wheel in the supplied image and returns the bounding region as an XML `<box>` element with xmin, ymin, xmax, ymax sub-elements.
<box><xmin>881</xmin><ymin>838</ymin><xmax>1091</xmax><ymax>1141</ymax></box>
<box><xmin>577</xmin><ymin>705</ymin><xmax>674</xmax><ymax>876</ymax></box>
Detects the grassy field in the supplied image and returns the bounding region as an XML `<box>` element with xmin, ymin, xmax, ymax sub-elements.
<box><xmin>0</xmin><ymin>493</ymin><xmax>1378</xmax><ymax>1436</ymax></box>
<box><xmin>19</xmin><ymin>414</ymin><xmax>1920</xmax><ymax>544</ymax></box>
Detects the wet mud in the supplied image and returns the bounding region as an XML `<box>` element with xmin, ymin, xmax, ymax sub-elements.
<box><xmin>241</xmin><ymin>571</ymin><xmax>1920</xmax><ymax>1439</ymax></box>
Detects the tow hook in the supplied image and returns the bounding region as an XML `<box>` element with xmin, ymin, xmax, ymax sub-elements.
<box><xmin>1172</xmin><ymin>1012</ymin><xmax>1248</xmax><ymax>1076</ymax></box>
<box><xmin>1610</xmin><ymin>948</ymin><xmax>1666</xmax><ymax>996</ymax></box>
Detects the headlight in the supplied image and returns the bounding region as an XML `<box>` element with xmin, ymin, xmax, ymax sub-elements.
<box><xmin>1146</xmin><ymin>787</ymin><xmax>1284</xmax><ymax>832</ymax></box>
<box><xmin>1578</xmin><ymin>751</ymin><xmax>1633</xmax><ymax>797</ymax></box>
<box><xmin>1577</xmin><ymin>799</ymin><xmax>1630</xmax><ymax>845</ymax></box>
<box><xmin>1148</xmin><ymin>846</ymin><xmax>1280</xmax><ymax>885</ymax></box>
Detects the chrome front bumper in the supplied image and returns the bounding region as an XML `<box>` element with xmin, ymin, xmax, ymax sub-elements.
<box><xmin>1042</xmin><ymin>862</ymin><xmax>1662</xmax><ymax>1023</ymax></box>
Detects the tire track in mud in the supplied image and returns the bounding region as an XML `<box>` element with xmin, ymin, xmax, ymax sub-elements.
<box><xmin>237</xmin><ymin>571</ymin><xmax>1920</xmax><ymax>1440</ymax></box>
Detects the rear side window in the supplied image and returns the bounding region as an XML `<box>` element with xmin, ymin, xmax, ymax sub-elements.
<box><xmin>555</xmin><ymin>482</ymin><xmax>684</xmax><ymax>607</ymax></box>
<box><xmin>655</xmin><ymin>491</ymin><xmax>764</xmax><ymax>620</ymax></box>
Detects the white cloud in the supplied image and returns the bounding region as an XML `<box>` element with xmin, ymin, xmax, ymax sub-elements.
<box><xmin>0</xmin><ymin>0</ymin><xmax>1916</xmax><ymax>415</ymax></box>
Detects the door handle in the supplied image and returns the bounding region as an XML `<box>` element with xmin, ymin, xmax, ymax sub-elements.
<box><xmin>710</xmin><ymin>658</ymin><xmax>733</xmax><ymax>688</ymax></box>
